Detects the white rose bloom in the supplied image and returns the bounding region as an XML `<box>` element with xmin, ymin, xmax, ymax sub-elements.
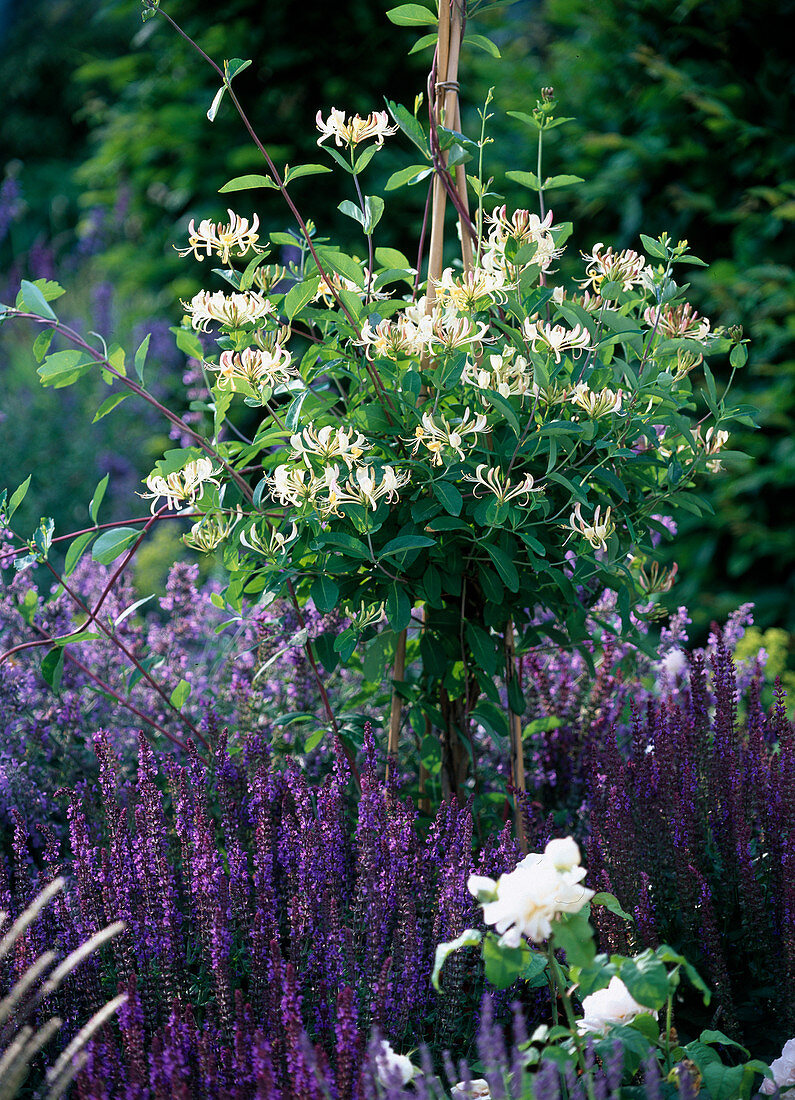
<box><xmin>451</xmin><ymin>1080</ymin><xmax>492</xmax><ymax>1099</ymax></box>
<box><xmin>544</xmin><ymin>837</ymin><xmax>582</xmax><ymax>872</ymax></box>
<box><xmin>579</xmin><ymin>976</ymin><xmax>657</xmax><ymax>1035</ymax></box>
<box><xmin>374</xmin><ymin>1040</ymin><xmax>416</xmax><ymax>1086</ymax></box>
<box><xmin>760</xmin><ymin>1038</ymin><xmax>795</xmax><ymax>1097</ymax></box>
<box><xmin>473</xmin><ymin>841</ymin><xmax>594</xmax><ymax>947</ymax></box>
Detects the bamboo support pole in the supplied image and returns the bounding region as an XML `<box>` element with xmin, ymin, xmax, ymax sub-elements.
<box><xmin>386</xmin><ymin>628</ymin><xmax>407</xmax><ymax>780</ymax></box>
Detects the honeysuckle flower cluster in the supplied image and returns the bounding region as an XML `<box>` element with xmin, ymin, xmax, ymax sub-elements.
<box><xmin>570</xmin><ymin>382</ymin><xmax>624</xmax><ymax>418</ymax></box>
<box><xmin>177</xmin><ymin>208</ymin><xmax>263</xmax><ymax>264</ymax></box>
<box><xmin>468</xmin><ymin>837</ymin><xmax>594</xmax><ymax>946</ymax></box>
<box><xmin>433</xmin><ymin>264</ymin><xmax>514</xmax><ymax>310</ymax></box>
<box><xmin>464</xmin><ymin>463</ymin><xmax>543</xmax><ymax>505</ymax></box>
<box><xmin>408</xmin><ymin>408</ymin><xmax>490</xmax><ymax>466</ymax></box>
<box><xmin>579</xmin><ymin>242</ymin><xmax>646</xmax><ymax>293</ymax></box>
<box><xmin>315</xmin><ymin>107</ymin><xmax>398</xmax><ymax>148</ymax></box>
<box><xmin>210</xmin><ymin>342</ymin><xmax>296</xmax><ymax>393</ymax></box>
<box><xmin>523</xmin><ymin>318</ymin><xmax>592</xmax><ymax>362</ymax></box>
<box><xmin>565</xmin><ymin>502</ymin><xmax>615</xmax><ymax>551</ymax></box>
<box><xmin>141</xmin><ymin>458</ymin><xmax>220</xmax><ymax>512</ymax></box>
<box><xmin>482</xmin><ymin>205</ymin><xmax>564</xmax><ymax>274</ymax></box>
<box><xmin>182</xmin><ymin>289</ymin><xmax>274</xmax><ymax>331</ymax></box>
<box><xmin>645</xmin><ymin>300</ymin><xmax>712</xmax><ymax>342</ymax></box>
<box><xmin>461</xmin><ymin>348</ymin><xmax>533</xmax><ymax>398</ymax></box>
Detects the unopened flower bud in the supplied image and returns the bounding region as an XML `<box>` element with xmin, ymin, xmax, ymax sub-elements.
<box><xmin>728</xmin><ymin>325</ymin><xmax>744</xmax><ymax>342</ymax></box>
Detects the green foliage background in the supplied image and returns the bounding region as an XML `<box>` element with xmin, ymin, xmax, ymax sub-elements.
<box><xmin>2</xmin><ymin>0</ymin><xmax>794</xmax><ymax>637</ymax></box>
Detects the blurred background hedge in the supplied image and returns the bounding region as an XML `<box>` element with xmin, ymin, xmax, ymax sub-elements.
<box><xmin>1</xmin><ymin>0</ymin><xmax>794</xmax><ymax>639</ymax></box>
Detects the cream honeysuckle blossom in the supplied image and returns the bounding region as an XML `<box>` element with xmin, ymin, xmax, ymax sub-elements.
<box><xmin>211</xmin><ymin>344</ymin><xmax>296</xmax><ymax>392</ymax></box>
<box><xmin>579</xmin><ymin>290</ymin><xmax>606</xmax><ymax>313</ymax></box>
<box><xmin>565</xmin><ymin>502</ymin><xmax>615</xmax><ymax>551</ymax></box>
<box><xmin>239</xmin><ymin>521</ymin><xmax>298</xmax><ymax>557</ymax></box>
<box><xmin>462</xmin><ymin>348</ymin><xmax>534</xmax><ymax>399</ymax></box>
<box><xmin>659</xmin><ymin>424</ymin><xmax>729</xmax><ymax>472</ymax></box>
<box><xmin>482</xmin><ymin>206</ymin><xmax>565</xmax><ymax>274</ymax></box>
<box><xmin>183</xmin><ymin>290</ymin><xmax>274</xmax><ymax>331</ymax></box>
<box><xmin>428</xmin><ymin>313</ymin><xmax>490</xmax><ymax>355</ymax></box>
<box><xmin>578</xmin><ymin>976</ymin><xmax>658</xmax><ymax>1035</ymax></box>
<box><xmin>183</xmin><ymin>511</ymin><xmax>237</xmax><ymax>552</ymax></box>
<box><xmin>433</xmin><ymin>265</ymin><xmax>513</xmax><ymax>311</ymax></box>
<box><xmin>316</xmin><ymin>107</ymin><xmax>398</xmax><ymax>148</ymax></box>
<box><xmin>467</xmin><ymin>838</ymin><xmax>594</xmax><ymax>947</ymax></box>
<box><xmin>253</xmin><ymin>264</ymin><xmax>289</xmax><ymax>294</ymax></box>
<box><xmin>464</xmin><ymin>464</ymin><xmax>543</xmax><ymax>505</ymax></box>
<box><xmin>570</xmin><ymin>382</ymin><xmax>624</xmax><ymax>418</ymax></box>
<box><xmin>523</xmin><ymin>318</ymin><xmax>592</xmax><ymax>363</ymax></box>
<box><xmin>265</xmin><ymin>464</ymin><xmax>321</xmax><ymax>511</ymax></box>
<box><xmin>358</xmin><ymin>313</ymin><xmax>432</xmax><ymax>361</ymax></box>
<box><xmin>313</xmin><ymin>268</ymin><xmax>387</xmax><ymax>306</ymax></box>
<box><xmin>672</xmin><ymin>348</ymin><xmax>703</xmax><ymax>380</ymax></box>
<box><xmin>333</xmin><ymin>463</ymin><xmax>410</xmax><ymax>511</ymax></box>
<box><xmin>344</xmin><ymin>600</ymin><xmax>386</xmax><ymax>631</ymax></box>
<box><xmin>289</xmin><ymin>424</ymin><xmax>370</xmax><ymax>468</ymax></box>
<box><xmin>578</xmin><ymin>242</ymin><xmax>646</xmax><ymax>293</ymax></box>
<box><xmin>408</xmin><ymin>408</ymin><xmax>491</xmax><ymax>466</ymax></box>
<box><xmin>644</xmin><ymin>301</ymin><xmax>712</xmax><ymax>342</ymax></box>
<box><xmin>176</xmin><ymin>209</ymin><xmax>263</xmax><ymax>264</ymax></box>
<box><xmin>141</xmin><ymin>458</ymin><xmax>220</xmax><ymax>513</ymax></box>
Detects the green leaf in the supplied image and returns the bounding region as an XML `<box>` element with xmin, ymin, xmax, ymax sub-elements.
<box><xmin>363</xmin><ymin>194</ymin><xmax>385</xmax><ymax>234</ymax></box>
<box><xmin>169</xmin><ymin>678</ymin><xmax>191</xmax><ymax>708</ymax></box>
<box><xmin>219</xmin><ymin>173</ymin><xmax>280</xmax><ymax>193</ymax></box>
<box><xmin>7</xmin><ymin>475</ymin><xmax>31</xmax><ymax>520</ymax></box>
<box><xmin>698</xmin><ymin>1030</ymin><xmax>749</xmax><ymax>1056</ymax></box>
<box><xmin>93</xmin><ymin>393</ymin><xmax>130</xmax><ymax>422</ymax></box>
<box><xmin>654</xmin><ymin>945</ymin><xmax>711</xmax><ymax>1004</ymax></box>
<box><xmin>408</xmin><ymin>32</ymin><xmax>437</xmax><ymax>54</ymax></box>
<box><xmin>551</xmin><ymin>907</ymin><xmax>595</xmax><ymax>968</ymax></box>
<box><xmin>338</xmin><ymin>199</ymin><xmax>366</xmax><ymax>228</ymax></box>
<box><xmin>640</xmin><ymin>233</ymin><xmax>668</xmax><ymax>260</ymax></box>
<box><xmin>91</xmin><ymin>527</ymin><xmax>140</xmax><ymax>566</ymax></box>
<box><xmin>543</xmin><ymin>174</ymin><xmax>584</xmax><ymax>188</ymax></box>
<box><xmin>591</xmin><ymin>891</ymin><xmax>634</xmax><ymax>923</ymax></box>
<box><xmin>207</xmin><ymin>84</ymin><xmax>227</xmax><ymax>123</ymax></box>
<box><xmin>701</xmin><ymin>1064</ymin><xmax>746</xmax><ymax>1100</ymax></box>
<box><xmin>310</xmin><ymin>574</ymin><xmax>339</xmax><ymax>614</ymax></box>
<box><xmin>375</xmin><ymin>246</ymin><xmax>411</xmax><ymax>269</ymax></box>
<box><xmin>284</xmin><ymin>389</ymin><xmax>308</xmax><ymax>432</ymax></box>
<box><xmin>730</xmin><ymin>342</ymin><xmax>748</xmax><ymax>368</ymax></box>
<box><xmin>304</xmin><ymin>729</ymin><xmax>325</xmax><ymax>752</ymax></box>
<box><xmin>38</xmin><ymin>350</ymin><xmax>94</xmax><ymax>388</ymax></box>
<box><xmin>41</xmin><ymin>647</ymin><xmax>65</xmax><ymax>692</ymax></box>
<box><xmin>483</xmin><ymin>934</ymin><xmax>527</xmax><ymax>990</ymax></box>
<box><xmin>380</xmin><ymin>534</ymin><xmax>435</xmax><ymax>559</ymax></box>
<box><xmin>466</xmin><ymin>622</ymin><xmax>498</xmax><ymax>676</ymax></box>
<box><xmin>284</xmin><ymin>163</ymin><xmax>332</xmax><ymax>185</ymax></box>
<box><xmin>483</xmin><ymin>543</ymin><xmax>520</xmax><ymax>591</ymax></box>
<box><xmin>171</xmin><ymin>325</ymin><xmax>205</xmax><ymax>360</ymax></box>
<box><xmin>506</xmin><ymin>170</ymin><xmax>541</xmax><ymax>191</ymax></box>
<box><xmin>385</xmin><ymin>99</ymin><xmax>429</xmax><ymax>157</ymax></box>
<box><xmin>284</xmin><ymin>278</ymin><xmax>320</xmax><ymax>320</ymax></box>
<box><xmin>89</xmin><ymin>474</ymin><xmax>110</xmax><ymax>524</ymax></box>
<box><xmin>386</xmin><ymin>3</ymin><xmax>436</xmax><ymax>25</ymax></box>
<box><xmin>224</xmin><ymin>57</ymin><xmax>252</xmax><ymax>81</ymax></box>
<box><xmin>463</xmin><ymin>32</ymin><xmax>500</xmax><ymax>57</ymax></box>
<box><xmin>134</xmin><ymin>333</ymin><xmax>150</xmax><ymax>384</ymax></box>
<box><xmin>482</xmin><ymin>389</ymin><xmax>521</xmax><ymax>435</ymax></box>
<box><xmin>619</xmin><ymin>952</ymin><xmax>669</xmax><ymax>1011</ymax></box>
<box><xmin>433</xmin><ymin>481</ymin><xmax>463</xmax><ymax>516</ymax></box>
<box><xmin>32</xmin><ymin>329</ymin><xmax>54</xmax><ymax>363</ymax></box>
<box><xmin>17</xmin><ymin>279</ymin><xmax>57</xmax><ymax>320</ymax></box>
<box><xmin>385</xmin><ymin>584</ymin><xmax>411</xmax><ymax>632</ymax></box>
<box><xmin>432</xmin><ymin>929</ymin><xmax>481</xmax><ymax>990</ymax></box>
<box><xmin>520</xmin><ymin>950</ymin><xmax>549</xmax><ymax>987</ymax></box>
<box><xmin>64</xmin><ymin>531</ymin><xmax>96</xmax><ymax>576</ymax></box>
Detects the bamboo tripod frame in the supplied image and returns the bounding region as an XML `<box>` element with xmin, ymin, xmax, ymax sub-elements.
<box><xmin>385</xmin><ymin>1</ymin><xmax>527</xmax><ymax>847</ymax></box>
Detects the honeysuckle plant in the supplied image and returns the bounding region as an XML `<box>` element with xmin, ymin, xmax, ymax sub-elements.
<box><xmin>0</xmin><ymin>0</ymin><xmax>754</xmax><ymax>812</ymax></box>
<box><xmin>433</xmin><ymin>839</ymin><xmax>773</xmax><ymax>1100</ymax></box>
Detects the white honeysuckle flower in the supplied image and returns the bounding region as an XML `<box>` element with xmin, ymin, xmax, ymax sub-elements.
<box><xmin>316</xmin><ymin>107</ymin><xmax>398</xmax><ymax>148</ymax></box>
<box><xmin>408</xmin><ymin>408</ymin><xmax>491</xmax><ymax>466</ymax></box>
<box><xmin>644</xmin><ymin>301</ymin><xmax>712</xmax><ymax>342</ymax></box>
<box><xmin>466</xmin><ymin>837</ymin><xmax>594</xmax><ymax>947</ymax></box>
<box><xmin>334</xmin><ymin>464</ymin><xmax>410</xmax><ymax>512</ymax></box>
<box><xmin>579</xmin><ymin>242</ymin><xmax>646</xmax><ymax>293</ymax></box>
<box><xmin>523</xmin><ymin>318</ymin><xmax>592</xmax><ymax>363</ymax></box>
<box><xmin>211</xmin><ymin>344</ymin><xmax>296</xmax><ymax>392</ymax></box>
<box><xmin>482</xmin><ymin>206</ymin><xmax>564</xmax><ymax>275</ymax></box>
<box><xmin>433</xmin><ymin>265</ymin><xmax>514</xmax><ymax>310</ymax></box>
<box><xmin>358</xmin><ymin>313</ymin><xmax>432</xmax><ymax>361</ymax></box>
<box><xmin>239</xmin><ymin>521</ymin><xmax>298</xmax><ymax>557</ymax></box>
<box><xmin>265</xmin><ymin>464</ymin><xmax>320</xmax><ymax>511</ymax></box>
<box><xmin>659</xmin><ymin>424</ymin><xmax>730</xmax><ymax>473</ymax></box>
<box><xmin>313</xmin><ymin>267</ymin><xmax>387</xmax><ymax>306</ymax></box>
<box><xmin>565</xmin><ymin>502</ymin><xmax>615</xmax><ymax>551</ymax></box>
<box><xmin>176</xmin><ymin>209</ymin><xmax>263</xmax><ymax>265</ymax></box>
<box><xmin>760</xmin><ymin>1038</ymin><xmax>795</xmax><ymax>1097</ymax></box>
<box><xmin>182</xmin><ymin>290</ymin><xmax>274</xmax><ymax>331</ymax></box>
<box><xmin>464</xmin><ymin>463</ymin><xmax>543</xmax><ymax>506</ymax></box>
<box><xmin>428</xmin><ymin>313</ymin><xmax>490</xmax><ymax>355</ymax></box>
<box><xmin>551</xmin><ymin>285</ymin><xmax>566</xmax><ymax>304</ymax></box>
<box><xmin>140</xmin><ymin>458</ymin><xmax>220</xmax><ymax>513</ymax></box>
<box><xmin>451</xmin><ymin>1081</ymin><xmax>492</xmax><ymax>1099</ymax></box>
<box><xmin>183</xmin><ymin>511</ymin><xmax>237</xmax><ymax>552</ymax></box>
<box><xmin>570</xmin><ymin>382</ymin><xmax>624</xmax><ymax>418</ymax></box>
<box><xmin>289</xmin><ymin>424</ymin><xmax>370</xmax><ymax>469</ymax></box>
<box><xmin>462</xmin><ymin>348</ymin><xmax>534</xmax><ymax>399</ymax></box>
<box><xmin>579</xmin><ymin>290</ymin><xmax>606</xmax><ymax>313</ymax></box>
<box><xmin>373</xmin><ymin>1040</ymin><xmax>417</xmax><ymax>1086</ymax></box>
<box><xmin>578</xmin><ymin>976</ymin><xmax>658</xmax><ymax>1035</ymax></box>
